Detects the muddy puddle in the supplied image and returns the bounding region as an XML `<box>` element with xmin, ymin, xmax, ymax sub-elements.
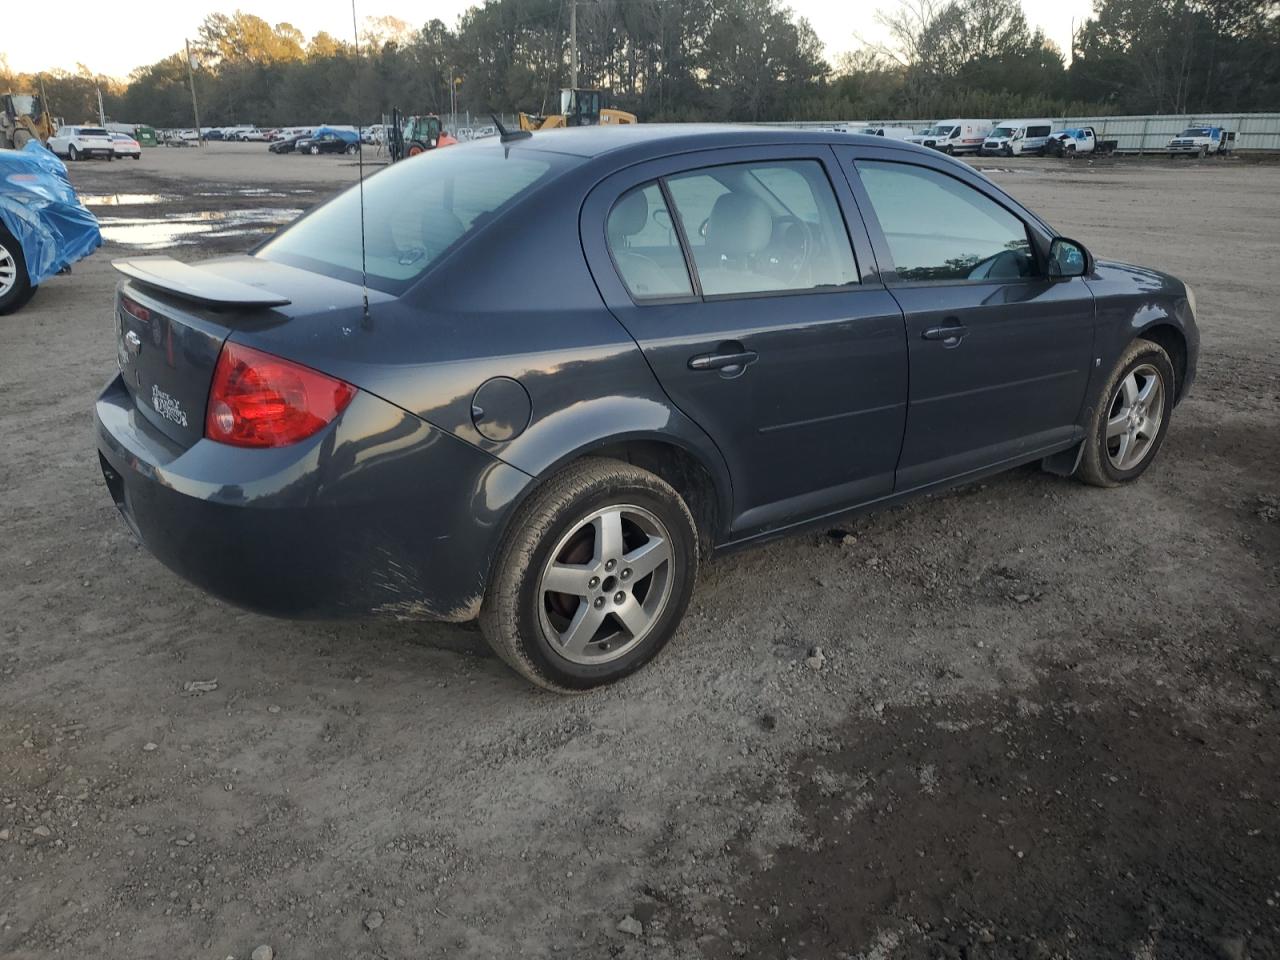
<box><xmin>94</xmin><ymin>207</ymin><xmax>304</xmax><ymax>249</ymax></box>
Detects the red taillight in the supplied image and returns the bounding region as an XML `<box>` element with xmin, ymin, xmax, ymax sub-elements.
<box><xmin>120</xmin><ymin>294</ymin><xmax>150</xmax><ymax>323</ymax></box>
<box><xmin>205</xmin><ymin>342</ymin><xmax>356</xmax><ymax>448</ymax></box>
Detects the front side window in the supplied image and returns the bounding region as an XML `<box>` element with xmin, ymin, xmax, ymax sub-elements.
<box><xmin>259</xmin><ymin>146</ymin><xmax>572</xmax><ymax>292</ymax></box>
<box><xmin>605</xmin><ymin>183</ymin><xmax>692</xmax><ymax>299</ymax></box>
<box><xmin>664</xmin><ymin>160</ymin><xmax>858</xmax><ymax>297</ymax></box>
<box><xmin>857</xmin><ymin>161</ymin><xmax>1036</xmax><ymax>283</ymax></box>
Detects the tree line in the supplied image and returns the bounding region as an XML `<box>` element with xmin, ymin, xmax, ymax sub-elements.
<box><xmin>2</xmin><ymin>0</ymin><xmax>1277</xmax><ymax>130</ymax></box>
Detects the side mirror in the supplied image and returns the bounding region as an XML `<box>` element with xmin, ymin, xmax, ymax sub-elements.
<box><xmin>1048</xmin><ymin>237</ymin><xmax>1090</xmax><ymax>279</ymax></box>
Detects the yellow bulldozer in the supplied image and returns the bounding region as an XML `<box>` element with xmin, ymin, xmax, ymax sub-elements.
<box><xmin>518</xmin><ymin>88</ymin><xmax>637</xmax><ymax>132</ymax></box>
<box><xmin>1</xmin><ymin>92</ymin><xmax>55</xmax><ymax>150</ymax></box>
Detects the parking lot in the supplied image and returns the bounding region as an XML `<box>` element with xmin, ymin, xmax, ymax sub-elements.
<box><xmin>2</xmin><ymin>142</ymin><xmax>1278</xmax><ymax>959</ymax></box>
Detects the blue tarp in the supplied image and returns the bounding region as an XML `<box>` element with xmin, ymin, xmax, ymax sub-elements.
<box><xmin>0</xmin><ymin>141</ymin><xmax>102</xmax><ymax>286</ymax></box>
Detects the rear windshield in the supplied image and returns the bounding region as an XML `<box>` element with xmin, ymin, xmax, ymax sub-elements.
<box><xmin>80</xmin><ymin>128</ymin><xmax>109</xmax><ymax>137</ymax></box>
<box><xmin>258</xmin><ymin>145</ymin><xmax>574</xmax><ymax>293</ymax></box>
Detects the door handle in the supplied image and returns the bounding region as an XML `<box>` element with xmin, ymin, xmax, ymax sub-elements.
<box><xmin>688</xmin><ymin>344</ymin><xmax>758</xmax><ymax>376</ymax></box>
<box><xmin>922</xmin><ymin>320</ymin><xmax>968</xmax><ymax>345</ymax></box>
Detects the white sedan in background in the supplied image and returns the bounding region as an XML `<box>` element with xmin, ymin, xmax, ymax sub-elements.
<box><xmin>47</xmin><ymin>126</ymin><xmax>116</xmax><ymax>161</ymax></box>
<box><xmin>110</xmin><ymin>132</ymin><xmax>142</xmax><ymax>160</ymax></box>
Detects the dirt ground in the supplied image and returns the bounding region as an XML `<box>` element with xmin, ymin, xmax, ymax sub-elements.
<box><xmin>1</xmin><ymin>142</ymin><xmax>1277</xmax><ymax>960</ymax></box>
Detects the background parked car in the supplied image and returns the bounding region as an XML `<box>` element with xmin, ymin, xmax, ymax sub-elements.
<box><xmin>296</xmin><ymin>128</ymin><xmax>360</xmax><ymax>155</ymax></box>
<box><xmin>907</xmin><ymin>119</ymin><xmax>992</xmax><ymax>154</ymax></box>
<box><xmin>202</xmin><ymin>129</ymin><xmax>225</xmax><ymax>141</ymax></box>
<box><xmin>857</xmin><ymin>125</ymin><xmax>916</xmax><ymax>139</ymax></box>
<box><xmin>109</xmin><ymin>132</ymin><xmax>142</xmax><ymax>160</ymax></box>
<box><xmin>47</xmin><ymin>125</ymin><xmax>115</xmax><ymax>161</ymax></box>
<box><xmin>981</xmin><ymin>119</ymin><xmax>1054</xmax><ymax>156</ymax></box>
<box><xmin>1045</xmin><ymin>127</ymin><xmax>1118</xmax><ymax>157</ymax></box>
<box><xmin>268</xmin><ymin>133</ymin><xmax>312</xmax><ymax>154</ymax></box>
<box><xmin>1168</xmin><ymin>126</ymin><xmax>1232</xmax><ymax>157</ymax></box>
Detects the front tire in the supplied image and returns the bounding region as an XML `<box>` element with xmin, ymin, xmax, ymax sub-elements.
<box><xmin>0</xmin><ymin>224</ymin><xmax>36</xmax><ymax>315</ymax></box>
<box><xmin>1076</xmin><ymin>339</ymin><xmax>1176</xmax><ymax>487</ymax></box>
<box><xmin>480</xmin><ymin>458</ymin><xmax>699</xmax><ymax>692</ymax></box>
<box><xmin>310</xmin><ymin>144</ymin><xmax>320</xmax><ymax>155</ymax></box>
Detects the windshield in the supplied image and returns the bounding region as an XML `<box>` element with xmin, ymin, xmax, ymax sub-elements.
<box><xmin>258</xmin><ymin>145</ymin><xmax>575</xmax><ymax>293</ymax></box>
<box><xmin>1180</xmin><ymin>128</ymin><xmax>1211</xmax><ymax>137</ymax></box>
<box><xmin>990</xmin><ymin>126</ymin><xmax>1016</xmax><ymax>138</ymax></box>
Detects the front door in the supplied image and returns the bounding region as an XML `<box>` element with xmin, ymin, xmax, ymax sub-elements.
<box><xmin>581</xmin><ymin>147</ymin><xmax>909</xmax><ymax>538</ymax></box>
<box><xmin>839</xmin><ymin>153</ymin><xmax>1096</xmax><ymax>490</ymax></box>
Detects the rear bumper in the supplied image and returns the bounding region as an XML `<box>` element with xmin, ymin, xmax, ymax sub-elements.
<box><xmin>95</xmin><ymin>374</ymin><xmax>532</xmax><ymax>621</ymax></box>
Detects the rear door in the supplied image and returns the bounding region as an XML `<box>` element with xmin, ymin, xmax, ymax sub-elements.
<box><xmin>834</xmin><ymin>146</ymin><xmax>1095</xmax><ymax>490</ymax></box>
<box><xmin>581</xmin><ymin>145</ymin><xmax>908</xmax><ymax>538</ymax></box>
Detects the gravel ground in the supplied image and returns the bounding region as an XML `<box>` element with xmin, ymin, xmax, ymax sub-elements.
<box><xmin>1</xmin><ymin>143</ymin><xmax>1277</xmax><ymax>960</ymax></box>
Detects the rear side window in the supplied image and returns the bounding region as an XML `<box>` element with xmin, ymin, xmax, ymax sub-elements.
<box><xmin>1027</xmin><ymin>125</ymin><xmax>1051</xmax><ymax>138</ymax></box>
<box><xmin>664</xmin><ymin>160</ymin><xmax>858</xmax><ymax>297</ymax></box>
<box><xmin>857</xmin><ymin>161</ymin><xmax>1035</xmax><ymax>283</ymax></box>
<box><xmin>259</xmin><ymin>146</ymin><xmax>570</xmax><ymax>292</ymax></box>
<box><xmin>606</xmin><ymin>183</ymin><xmax>693</xmax><ymax>299</ymax></box>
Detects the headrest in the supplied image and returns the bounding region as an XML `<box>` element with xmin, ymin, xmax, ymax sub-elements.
<box><xmin>705</xmin><ymin>192</ymin><xmax>772</xmax><ymax>259</ymax></box>
<box><xmin>609</xmin><ymin>189</ymin><xmax>650</xmax><ymax>242</ymax></box>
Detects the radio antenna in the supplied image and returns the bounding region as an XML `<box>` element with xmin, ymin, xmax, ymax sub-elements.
<box><xmin>351</xmin><ymin>0</ymin><xmax>370</xmax><ymax>325</ymax></box>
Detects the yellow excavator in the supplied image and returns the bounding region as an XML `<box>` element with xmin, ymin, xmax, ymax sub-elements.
<box><xmin>1</xmin><ymin>92</ymin><xmax>55</xmax><ymax>149</ymax></box>
<box><xmin>518</xmin><ymin>88</ymin><xmax>637</xmax><ymax>131</ymax></box>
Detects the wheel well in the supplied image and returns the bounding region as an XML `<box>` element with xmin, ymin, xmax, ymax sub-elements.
<box><xmin>587</xmin><ymin>440</ymin><xmax>721</xmax><ymax>555</ymax></box>
<box><xmin>1139</xmin><ymin>324</ymin><xmax>1188</xmax><ymax>399</ymax></box>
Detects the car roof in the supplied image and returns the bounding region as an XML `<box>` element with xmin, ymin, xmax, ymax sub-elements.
<box><xmin>503</xmin><ymin>123</ymin><xmax>939</xmax><ymax>162</ymax></box>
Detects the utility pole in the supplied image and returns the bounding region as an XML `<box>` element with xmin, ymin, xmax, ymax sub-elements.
<box><xmin>96</xmin><ymin>87</ymin><xmax>106</xmax><ymax>126</ymax></box>
<box><xmin>569</xmin><ymin>0</ymin><xmax>578</xmax><ymax>89</ymax></box>
<box><xmin>185</xmin><ymin>39</ymin><xmax>203</xmax><ymax>147</ymax></box>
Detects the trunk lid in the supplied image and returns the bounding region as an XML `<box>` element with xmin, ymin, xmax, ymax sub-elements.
<box><xmin>112</xmin><ymin>255</ymin><xmax>380</xmax><ymax>448</ymax></box>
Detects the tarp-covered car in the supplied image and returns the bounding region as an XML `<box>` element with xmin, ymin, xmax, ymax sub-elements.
<box><xmin>0</xmin><ymin>141</ymin><xmax>102</xmax><ymax>314</ymax></box>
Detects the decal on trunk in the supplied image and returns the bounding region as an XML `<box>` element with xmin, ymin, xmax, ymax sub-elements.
<box><xmin>151</xmin><ymin>385</ymin><xmax>188</xmax><ymax>427</ymax></box>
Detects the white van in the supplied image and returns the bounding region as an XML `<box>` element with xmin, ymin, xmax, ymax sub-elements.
<box><xmin>981</xmin><ymin>119</ymin><xmax>1055</xmax><ymax>156</ymax></box>
<box><xmin>858</xmin><ymin>125</ymin><xmax>916</xmax><ymax>140</ymax></box>
<box><xmin>907</xmin><ymin>119</ymin><xmax>992</xmax><ymax>155</ymax></box>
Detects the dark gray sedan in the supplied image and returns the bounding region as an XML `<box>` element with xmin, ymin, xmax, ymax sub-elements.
<box><xmin>95</xmin><ymin>126</ymin><xmax>1199</xmax><ymax>691</ymax></box>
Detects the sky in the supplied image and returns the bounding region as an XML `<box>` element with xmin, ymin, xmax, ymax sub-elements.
<box><xmin>2</xmin><ymin>0</ymin><xmax>1097</xmax><ymax>80</ymax></box>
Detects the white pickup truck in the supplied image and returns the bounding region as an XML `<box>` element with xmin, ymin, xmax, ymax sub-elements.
<box><xmin>1167</xmin><ymin>126</ymin><xmax>1232</xmax><ymax>158</ymax></box>
<box><xmin>1044</xmin><ymin>127</ymin><xmax>1118</xmax><ymax>157</ymax></box>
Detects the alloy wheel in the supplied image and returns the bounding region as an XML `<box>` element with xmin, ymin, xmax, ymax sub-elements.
<box><xmin>537</xmin><ymin>504</ymin><xmax>675</xmax><ymax>665</ymax></box>
<box><xmin>1105</xmin><ymin>363</ymin><xmax>1165</xmax><ymax>471</ymax></box>
<box><xmin>0</xmin><ymin>241</ymin><xmax>16</xmax><ymax>299</ymax></box>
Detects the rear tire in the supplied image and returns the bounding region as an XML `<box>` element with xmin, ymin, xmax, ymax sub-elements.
<box><xmin>480</xmin><ymin>458</ymin><xmax>699</xmax><ymax>692</ymax></box>
<box><xmin>68</xmin><ymin>145</ymin><xmax>79</xmax><ymax>161</ymax></box>
<box><xmin>0</xmin><ymin>224</ymin><xmax>36</xmax><ymax>315</ymax></box>
<box><xmin>1076</xmin><ymin>339</ymin><xmax>1176</xmax><ymax>488</ymax></box>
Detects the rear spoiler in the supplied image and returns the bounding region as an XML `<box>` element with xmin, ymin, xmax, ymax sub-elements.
<box><xmin>112</xmin><ymin>256</ymin><xmax>291</xmax><ymax>307</ymax></box>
